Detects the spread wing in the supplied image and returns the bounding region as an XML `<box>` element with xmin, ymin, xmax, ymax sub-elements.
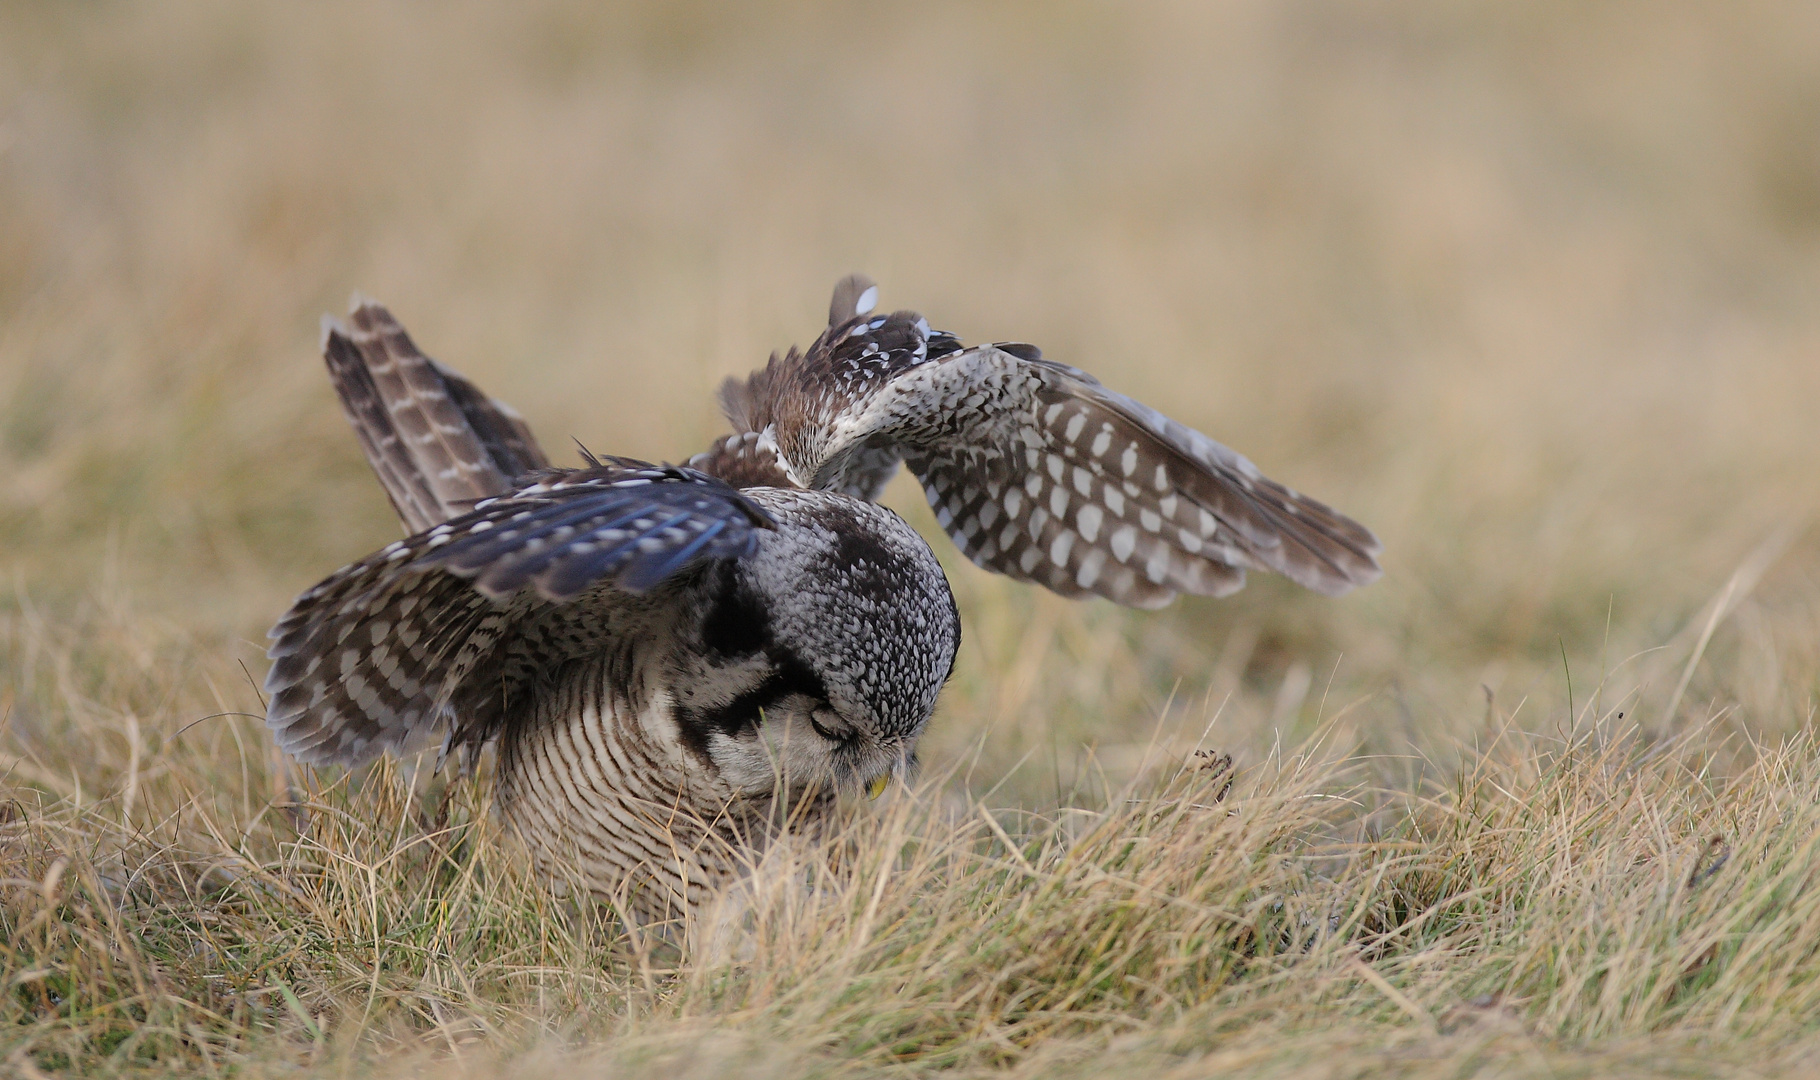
<box><xmin>788</xmin><ymin>302</ymin><xmax>1382</xmax><ymax>608</ymax></box>
<box><xmin>888</xmin><ymin>347</ymin><xmax>1382</xmax><ymax>606</ymax></box>
<box><xmin>322</xmin><ymin>298</ymin><xmax>550</xmax><ymax>533</ymax></box>
<box><xmin>264</xmin><ymin>464</ymin><xmax>773</xmax><ymax>767</ymax></box>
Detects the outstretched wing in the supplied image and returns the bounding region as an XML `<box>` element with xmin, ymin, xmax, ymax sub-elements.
<box><xmin>322</xmin><ymin>299</ymin><xmax>550</xmax><ymax>533</ymax></box>
<box><xmin>900</xmin><ymin>349</ymin><xmax>1380</xmax><ymax>605</ymax></box>
<box><xmin>264</xmin><ymin>464</ymin><xmax>773</xmax><ymax>767</ymax></box>
<box><xmin>805</xmin><ymin>314</ymin><xmax>1381</xmax><ymax>608</ymax></box>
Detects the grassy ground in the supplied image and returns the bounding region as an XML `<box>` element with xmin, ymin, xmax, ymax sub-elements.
<box><xmin>4</xmin><ymin>1</ymin><xmax>1820</xmax><ymax>1075</ymax></box>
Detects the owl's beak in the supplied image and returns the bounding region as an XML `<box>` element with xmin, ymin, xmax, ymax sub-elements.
<box><xmin>867</xmin><ymin>773</ymin><xmax>890</xmax><ymax>800</ymax></box>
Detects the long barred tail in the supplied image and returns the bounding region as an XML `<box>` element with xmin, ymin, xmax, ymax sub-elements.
<box><xmin>321</xmin><ymin>298</ymin><xmax>551</xmax><ymax>533</ymax></box>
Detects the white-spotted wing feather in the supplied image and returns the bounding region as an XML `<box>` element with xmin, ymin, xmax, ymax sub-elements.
<box><xmin>816</xmin><ymin>340</ymin><xmax>1382</xmax><ymax>606</ymax></box>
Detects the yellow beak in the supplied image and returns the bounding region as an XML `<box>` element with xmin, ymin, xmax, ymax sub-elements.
<box><xmin>867</xmin><ymin>774</ymin><xmax>890</xmax><ymax>800</ymax></box>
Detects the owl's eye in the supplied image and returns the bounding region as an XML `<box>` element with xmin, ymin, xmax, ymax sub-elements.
<box><xmin>807</xmin><ymin>711</ymin><xmax>855</xmax><ymax>745</ymax></box>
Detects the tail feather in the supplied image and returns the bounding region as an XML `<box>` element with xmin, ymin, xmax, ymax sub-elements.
<box><xmin>321</xmin><ymin>299</ymin><xmax>550</xmax><ymax>533</ymax></box>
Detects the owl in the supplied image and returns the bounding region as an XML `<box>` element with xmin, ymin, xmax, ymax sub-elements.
<box><xmin>264</xmin><ymin>277</ymin><xmax>1380</xmax><ymax>923</ymax></box>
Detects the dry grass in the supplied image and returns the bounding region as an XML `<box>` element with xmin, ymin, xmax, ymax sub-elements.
<box><xmin>3</xmin><ymin>0</ymin><xmax>1820</xmax><ymax>1075</ymax></box>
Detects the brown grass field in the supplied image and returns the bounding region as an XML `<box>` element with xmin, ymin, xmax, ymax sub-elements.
<box><xmin>4</xmin><ymin>2</ymin><xmax>1820</xmax><ymax>1075</ymax></box>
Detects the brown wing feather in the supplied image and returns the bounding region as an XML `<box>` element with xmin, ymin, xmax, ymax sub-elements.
<box><xmin>686</xmin><ymin>430</ymin><xmax>798</xmax><ymax>489</ymax></box>
<box><xmin>322</xmin><ymin>299</ymin><xmax>551</xmax><ymax>533</ymax></box>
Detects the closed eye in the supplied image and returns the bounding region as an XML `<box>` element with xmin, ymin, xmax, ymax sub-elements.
<box><xmin>808</xmin><ymin>713</ymin><xmax>854</xmax><ymax>744</ymax></box>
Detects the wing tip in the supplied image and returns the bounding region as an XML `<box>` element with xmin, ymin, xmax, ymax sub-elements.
<box><xmin>1295</xmin><ymin>554</ymin><xmax>1384</xmax><ymax>597</ymax></box>
<box><xmin>343</xmin><ymin>293</ymin><xmax>405</xmax><ymax>341</ymax></box>
<box><xmin>1295</xmin><ymin>516</ymin><xmax>1386</xmax><ymax>595</ymax></box>
<box><xmin>1124</xmin><ymin>588</ymin><xmax>1181</xmax><ymax>610</ymax></box>
<box><xmin>319</xmin><ymin>313</ymin><xmax>348</xmax><ymax>352</ymax></box>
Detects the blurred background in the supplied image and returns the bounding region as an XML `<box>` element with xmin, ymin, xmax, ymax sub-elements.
<box><xmin>2</xmin><ymin>0</ymin><xmax>1818</xmax><ymax>804</ymax></box>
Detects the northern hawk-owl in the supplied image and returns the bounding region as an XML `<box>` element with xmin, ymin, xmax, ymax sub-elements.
<box><xmin>264</xmin><ymin>276</ymin><xmax>1381</xmax><ymax>922</ymax></box>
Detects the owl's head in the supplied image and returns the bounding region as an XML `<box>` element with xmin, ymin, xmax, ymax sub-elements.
<box><xmin>667</xmin><ymin>490</ymin><xmax>959</xmax><ymax>801</ymax></box>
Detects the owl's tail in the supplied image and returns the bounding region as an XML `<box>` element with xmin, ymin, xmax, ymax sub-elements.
<box><xmin>320</xmin><ymin>298</ymin><xmax>551</xmax><ymax>534</ymax></box>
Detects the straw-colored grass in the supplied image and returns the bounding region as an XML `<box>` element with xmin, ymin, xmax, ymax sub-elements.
<box><xmin>4</xmin><ymin>1</ymin><xmax>1820</xmax><ymax>1075</ymax></box>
